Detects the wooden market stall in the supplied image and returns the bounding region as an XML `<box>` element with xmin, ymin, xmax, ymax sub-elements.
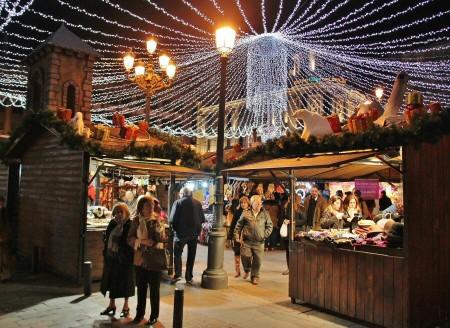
<box><xmin>223</xmin><ymin>138</ymin><xmax>449</xmax><ymax>328</ymax></box>
<box><xmin>86</xmin><ymin>157</ymin><xmax>212</xmax><ymax>280</ymax></box>
<box><xmin>3</xmin><ymin>126</ymin><xmax>211</xmax><ymax>282</ymax></box>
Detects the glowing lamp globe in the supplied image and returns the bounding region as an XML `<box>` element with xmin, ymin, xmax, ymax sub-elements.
<box><xmin>134</xmin><ymin>61</ymin><xmax>145</xmax><ymax>76</ymax></box>
<box><xmin>215</xmin><ymin>26</ymin><xmax>236</xmax><ymax>56</ymax></box>
<box><xmin>159</xmin><ymin>53</ymin><xmax>170</xmax><ymax>69</ymax></box>
<box><xmin>146</xmin><ymin>38</ymin><xmax>157</xmax><ymax>54</ymax></box>
<box><xmin>166</xmin><ymin>63</ymin><xmax>176</xmax><ymax>79</ymax></box>
<box><xmin>123</xmin><ymin>52</ymin><xmax>135</xmax><ymax>71</ymax></box>
<box><xmin>375</xmin><ymin>87</ymin><xmax>384</xmax><ymax>99</ymax></box>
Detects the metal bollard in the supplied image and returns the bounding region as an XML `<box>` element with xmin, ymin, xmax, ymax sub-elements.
<box><xmin>173</xmin><ymin>286</ymin><xmax>184</xmax><ymax>328</ymax></box>
<box><xmin>83</xmin><ymin>261</ymin><xmax>92</xmax><ymax>296</ymax></box>
<box><xmin>31</xmin><ymin>246</ymin><xmax>40</xmax><ymax>273</ymax></box>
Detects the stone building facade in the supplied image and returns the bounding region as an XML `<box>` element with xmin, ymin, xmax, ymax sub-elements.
<box><xmin>22</xmin><ymin>24</ymin><xmax>100</xmax><ymax>124</ymax></box>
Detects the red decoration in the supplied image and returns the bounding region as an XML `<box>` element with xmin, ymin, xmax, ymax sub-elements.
<box><xmin>138</xmin><ymin>120</ymin><xmax>149</xmax><ymax>133</ymax></box>
<box><xmin>57</xmin><ymin>108</ymin><xmax>72</xmax><ymax>122</ymax></box>
<box><xmin>112</xmin><ymin>112</ymin><xmax>126</xmax><ymax>127</ymax></box>
<box><xmin>428</xmin><ymin>102</ymin><xmax>442</xmax><ymax>114</ymax></box>
<box><xmin>326</xmin><ymin>114</ymin><xmax>342</xmax><ymax>133</ymax></box>
<box><xmin>124</xmin><ymin>126</ymin><xmax>138</xmax><ymax>140</ymax></box>
<box><xmin>233</xmin><ymin>143</ymin><xmax>243</xmax><ymax>152</ymax></box>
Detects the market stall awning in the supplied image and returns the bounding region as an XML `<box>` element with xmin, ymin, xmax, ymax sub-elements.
<box><xmin>93</xmin><ymin>158</ymin><xmax>213</xmax><ymax>179</ymax></box>
<box><xmin>223</xmin><ymin>151</ymin><xmax>401</xmax><ymax>181</ymax></box>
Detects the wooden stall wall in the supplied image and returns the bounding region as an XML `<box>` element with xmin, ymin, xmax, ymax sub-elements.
<box><xmin>0</xmin><ymin>164</ymin><xmax>8</xmax><ymax>197</ymax></box>
<box><xmin>290</xmin><ymin>242</ymin><xmax>406</xmax><ymax>327</ymax></box>
<box><xmin>404</xmin><ymin>135</ymin><xmax>450</xmax><ymax>327</ymax></box>
<box><xmin>17</xmin><ymin>132</ymin><xmax>85</xmax><ymax>281</ymax></box>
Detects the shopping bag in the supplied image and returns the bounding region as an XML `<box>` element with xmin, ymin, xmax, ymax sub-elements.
<box><xmin>142</xmin><ymin>247</ymin><xmax>169</xmax><ymax>271</ymax></box>
<box><xmin>280</xmin><ymin>221</ymin><xmax>288</xmax><ymax>238</ymax></box>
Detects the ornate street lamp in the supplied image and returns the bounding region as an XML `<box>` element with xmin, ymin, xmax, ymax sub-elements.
<box><xmin>201</xmin><ymin>25</ymin><xmax>236</xmax><ymax>290</ymax></box>
<box><xmin>123</xmin><ymin>37</ymin><xmax>176</xmax><ymax>123</ymax></box>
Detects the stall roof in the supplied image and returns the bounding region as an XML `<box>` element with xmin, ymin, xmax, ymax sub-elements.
<box><xmin>93</xmin><ymin>158</ymin><xmax>213</xmax><ymax>179</ymax></box>
<box><xmin>223</xmin><ymin>151</ymin><xmax>401</xmax><ymax>181</ymax></box>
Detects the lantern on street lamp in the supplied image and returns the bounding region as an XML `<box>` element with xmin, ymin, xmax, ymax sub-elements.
<box><xmin>146</xmin><ymin>37</ymin><xmax>157</xmax><ymax>54</ymax></box>
<box><xmin>215</xmin><ymin>26</ymin><xmax>236</xmax><ymax>57</ymax></box>
<box><xmin>159</xmin><ymin>52</ymin><xmax>170</xmax><ymax>69</ymax></box>
<box><xmin>201</xmin><ymin>25</ymin><xmax>236</xmax><ymax>290</ymax></box>
<box><xmin>134</xmin><ymin>61</ymin><xmax>145</xmax><ymax>77</ymax></box>
<box><xmin>122</xmin><ymin>40</ymin><xmax>176</xmax><ymax>124</ymax></box>
<box><xmin>123</xmin><ymin>51</ymin><xmax>135</xmax><ymax>71</ymax></box>
<box><xmin>166</xmin><ymin>62</ymin><xmax>176</xmax><ymax>79</ymax></box>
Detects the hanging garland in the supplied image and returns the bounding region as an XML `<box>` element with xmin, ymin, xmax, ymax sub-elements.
<box><xmin>224</xmin><ymin>109</ymin><xmax>450</xmax><ymax>169</ymax></box>
<box><xmin>0</xmin><ymin>110</ymin><xmax>201</xmax><ymax>168</ymax></box>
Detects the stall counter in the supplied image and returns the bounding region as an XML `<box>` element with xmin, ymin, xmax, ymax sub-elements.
<box><xmin>289</xmin><ymin>239</ymin><xmax>406</xmax><ymax>328</ymax></box>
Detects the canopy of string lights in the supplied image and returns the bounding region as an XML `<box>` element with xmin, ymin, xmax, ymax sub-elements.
<box><xmin>1</xmin><ymin>0</ymin><xmax>449</xmax><ymax>139</ymax></box>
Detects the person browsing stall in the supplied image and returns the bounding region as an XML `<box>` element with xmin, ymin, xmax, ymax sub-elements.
<box><xmin>100</xmin><ymin>203</ymin><xmax>134</xmax><ymax>318</ymax></box>
<box><xmin>169</xmin><ymin>187</ymin><xmax>205</xmax><ymax>284</ymax></box>
<box><xmin>233</xmin><ymin>195</ymin><xmax>273</xmax><ymax>285</ymax></box>
<box><xmin>302</xmin><ymin>185</ymin><xmax>327</xmax><ymax>230</ymax></box>
<box><xmin>227</xmin><ymin>196</ymin><xmax>250</xmax><ymax>278</ymax></box>
<box><xmin>127</xmin><ymin>195</ymin><xmax>166</xmax><ymax>326</ymax></box>
<box><xmin>320</xmin><ymin>195</ymin><xmax>348</xmax><ymax>229</ymax></box>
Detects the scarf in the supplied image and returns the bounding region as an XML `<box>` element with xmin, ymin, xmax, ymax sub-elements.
<box><xmin>135</xmin><ymin>214</ymin><xmax>150</xmax><ymax>250</ymax></box>
<box><xmin>107</xmin><ymin>219</ymin><xmax>124</xmax><ymax>253</ymax></box>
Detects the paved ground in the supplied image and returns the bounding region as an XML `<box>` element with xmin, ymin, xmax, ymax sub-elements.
<box><xmin>0</xmin><ymin>244</ymin><xmax>370</xmax><ymax>328</ymax></box>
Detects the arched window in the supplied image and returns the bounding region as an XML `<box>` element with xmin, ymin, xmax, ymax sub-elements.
<box><xmin>32</xmin><ymin>80</ymin><xmax>42</xmax><ymax>111</ymax></box>
<box><xmin>66</xmin><ymin>84</ymin><xmax>76</xmax><ymax>111</ymax></box>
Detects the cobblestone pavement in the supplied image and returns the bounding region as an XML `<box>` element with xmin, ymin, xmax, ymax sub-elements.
<box><xmin>0</xmin><ymin>245</ymin><xmax>370</xmax><ymax>328</ymax></box>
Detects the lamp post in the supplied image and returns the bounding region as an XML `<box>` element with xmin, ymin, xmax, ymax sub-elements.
<box><xmin>201</xmin><ymin>26</ymin><xmax>236</xmax><ymax>290</ymax></box>
<box><xmin>123</xmin><ymin>37</ymin><xmax>176</xmax><ymax>123</ymax></box>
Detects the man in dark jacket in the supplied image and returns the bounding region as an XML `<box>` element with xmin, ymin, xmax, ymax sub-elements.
<box><xmin>302</xmin><ymin>185</ymin><xmax>327</xmax><ymax>230</ymax></box>
<box><xmin>233</xmin><ymin>195</ymin><xmax>273</xmax><ymax>285</ymax></box>
<box><xmin>169</xmin><ymin>187</ymin><xmax>205</xmax><ymax>284</ymax></box>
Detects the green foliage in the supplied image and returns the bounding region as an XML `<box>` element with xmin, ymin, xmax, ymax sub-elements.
<box><xmin>224</xmin><ymin>109</ymin><xmax>450</xmax><ymax>168</ymax></box>
<box><xmin>0</xmin><ymin>110</ymin><xmax>201</xmax><ymax>167</ymax></box>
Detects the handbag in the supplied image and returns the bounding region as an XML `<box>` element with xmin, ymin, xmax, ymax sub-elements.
<box><xmin>142</xmin><ymin>247</ymin><xmax>170</xmax><ymax>271</ymax></box>
<box><xmin>280</xmin><ymin>221</ymin><xmax>288</xmax><ymax>238</ymax></box>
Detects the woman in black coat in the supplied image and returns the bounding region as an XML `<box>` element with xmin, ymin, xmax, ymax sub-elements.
<box><xmin>100</xmin><ymin>203</ymin><xmax>135</xmax><ymax>318</ymax></box>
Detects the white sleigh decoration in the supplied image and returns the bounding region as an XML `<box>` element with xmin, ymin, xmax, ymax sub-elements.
<box><xmin>374</xmin><ymin>71</ymin><xmax>409</xmax><ymax>126</ymax></box>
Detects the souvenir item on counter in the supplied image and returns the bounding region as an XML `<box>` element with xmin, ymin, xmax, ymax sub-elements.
<box><xmin>358</xmin><ymin>219</ymin><xmax>376</xmax><ymax>228</ymax></box>
<box><xmin>294</xmin><ymin>108</ymin><xmax>334</xmax><ymax>140</ymax></box>
<box><xmin>275</xmin><ymin>184</ymin><xmax>284</xmax><ymax>194</ymax></box>
<box><xmin>375</xmin><ymin>71</ymin><xmax>410</xmax><ymax>126</ymax></box>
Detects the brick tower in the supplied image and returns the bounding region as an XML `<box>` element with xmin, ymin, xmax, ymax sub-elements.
<box><xmin>23</xmin><ymin>24</ymin><xmax>100</xmax><ymax>124</ymax></box>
